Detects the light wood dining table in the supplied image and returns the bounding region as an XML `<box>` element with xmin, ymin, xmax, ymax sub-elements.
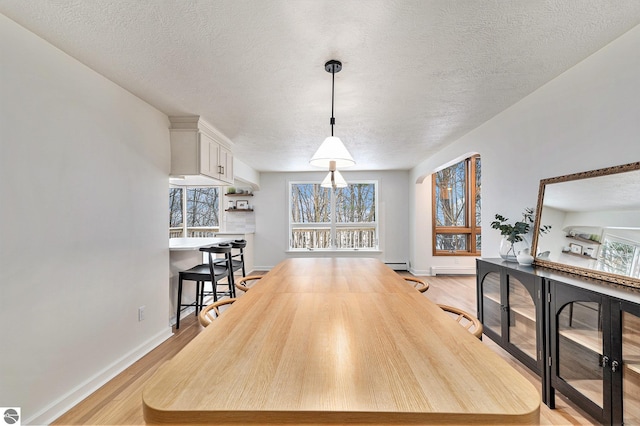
<box><xmin>143</xmin><ymin>258</ymin><xmax>540</xmax><ymax>425</ymax></box>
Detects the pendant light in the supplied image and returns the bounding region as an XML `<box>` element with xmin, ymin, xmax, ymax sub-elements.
<box><xmin>310</xmin><ymin>60</ymin><xmax>355</xmax><ymax>169</ymax></box>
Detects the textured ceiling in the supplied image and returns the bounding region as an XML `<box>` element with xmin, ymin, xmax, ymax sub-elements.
<box><xmin>2</xmin><ymin>1</ymin><xmax>640</xmax><ymax>172</ymax></box>
<box><xmin>544</xmin><ymin>168</ymin><xmax>640</xmax><ymax>212</ymax></box>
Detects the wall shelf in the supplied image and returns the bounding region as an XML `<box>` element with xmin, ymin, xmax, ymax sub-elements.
<box><xmin>562</xmin><ymin>251</ymin><xmax>595</xmax><ymax>259</ymax></box>
<box><xmin>225</xmin><ymin>209</ymin><xmax>254</xmax><ymax>212</ymax></box>
<box><xmin>225</xmin><ymin>193</ymin><xmax>253</xmax><ymax>197</ymax></box>
<box><xmin>566</xmin><ymin>235</ymin><xmax>601</xmax><ymax>245</ymax></box>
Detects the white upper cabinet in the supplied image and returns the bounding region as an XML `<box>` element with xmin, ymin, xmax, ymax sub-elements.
<box><xmin>170</xmin><ymin>116</ymin><xmax>234</xmax><ymax>185</ymax></box>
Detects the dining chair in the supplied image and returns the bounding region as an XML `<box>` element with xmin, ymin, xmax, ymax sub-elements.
<box><xmin>198</xmin><ymin>298</ymin><xmax>237</xmax><ymax>327</ymax></box>
<box><xmin>404</xmin><ymin>276</ymin><xmax>429</xmax><ymax>293</ymax></box>
<box><xmin>235</xmin><ymin>275</ymin><xmax>263</xmax><ymax>293</ymax></box>
<box><xmin>437</xmin><ymin>304</ymin><xmax>483</xmax><ymax>339</ymax></box>
<box><xmin>175</xmin><ymin>244</ymin><xmax>233</xmax><ymax>329</ymax></box>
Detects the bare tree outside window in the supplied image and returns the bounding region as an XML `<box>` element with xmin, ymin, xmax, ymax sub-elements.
<box><xmin>169</xmin><ymin>186</ymin><xmax>220</xmax><ymax>238</ymax></box>
<box><xmin>169</xmin><ymin>188</ymin><xmax>183</xmax><ymax>228</ymax></box>
<box><xmin>187</xmin><ymin>188</ymin><xmax>219</xmax><ymax>227</ymax></box>
<box><xmin>596</xmin><ymin>235</ymin><xmax>640</xmax><ymax>278</ymax></box>
<box><xmin>432</xmin><ymin>155</ymin><xmax>481</xmax><ymax>255</ymax></box>
<box><xmin>290</xmin><ymin>182</ymin><xmax>377</xmax><ymax>250</ymax></box>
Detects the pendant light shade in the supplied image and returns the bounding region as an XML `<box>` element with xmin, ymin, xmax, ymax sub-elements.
<box><xmin>310</xmin><ymin>136</ymin><xmax>355</xmax><ymax>168</ymax></box>
<box><xmin>321</xmin><ymin>169</ymin><xmax>348</xmax><ymax>189</ymax></box>
<box><xmin>310</xmin><ymin>59</ymin><xmax>355</xmax><ymax>169</ymax></box>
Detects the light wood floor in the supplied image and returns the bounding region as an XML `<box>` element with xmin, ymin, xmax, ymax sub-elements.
<box><xmin>53</xmin><ymin>273</ymin><xmax>599</xmax><ymax>425</ymax></box>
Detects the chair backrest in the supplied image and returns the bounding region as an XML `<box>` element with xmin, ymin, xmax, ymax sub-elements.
<box><xmin>437</xmin><ymin>304</ymin><xmax>483</xmax><ymax>339</ymax></box>
<box><xmin>235</xmin><ymin>275</ymin><xmax>263</xmax><ymax>292</ymax></box>
<box><xmin>199</xmin><ymin>298</ymin><xmax>237</xmax><ymax>327</ymax></box>
<box><xmin>403</xmin><ymin>276</ymin><xmax>429</xmax><ymax>293</ymax></box>
<box><xmin>230</xmin><ymin>240</ymin><xmax>247</xmax><ymax>275</ymax></box>
<box><xmin>200</xmin><ymin>244</ymin><xmax>233</xmax><ymax>279</ymax></box>
<box><xmin>199</xmin><ymin>244</ymin><xmax>232</xmax><ymax>255</ymax></box>
<box><xmin>231</xmin><ymin>239</ymin><xmax>247</xmax><ymax>249</ymax></box>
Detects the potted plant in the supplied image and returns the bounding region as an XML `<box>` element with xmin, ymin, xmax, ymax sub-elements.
<box><xmin>491</xmin><ymin>207</ymin><xmax>551</xmax><ymax>261</ymax></box>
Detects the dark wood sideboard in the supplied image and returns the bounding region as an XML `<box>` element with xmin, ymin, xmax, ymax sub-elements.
<box><xmin>477</xmin><ymin>258</ymin><xmax>640</xmax><ymax>425</ymax></box>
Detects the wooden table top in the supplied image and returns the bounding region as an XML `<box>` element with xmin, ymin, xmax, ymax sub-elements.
<box><xmin>143</xmin><ymin>257</ymin><xmax>540</xmax><ymax>425</ymax></box>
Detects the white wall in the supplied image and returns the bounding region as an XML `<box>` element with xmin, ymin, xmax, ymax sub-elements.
<box><xmin>0</xmin><ymin>15</ymin><xmax>172</xmax><ymax>424</ymax></box>
<box><xmin>410</xmin><ymin>24</ymin><xmax>640</xmax><ymax>275</ymax></box>
<box><xmin>253</xmin><ymin>170</ymin><xmax>409</xmax><ymax>269</ymax></box>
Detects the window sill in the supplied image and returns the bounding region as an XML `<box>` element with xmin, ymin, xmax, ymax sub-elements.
<box><xmin>286</xmin><ymin>249</ymin><xmax>382</xmax><ymax>254</ymax></box>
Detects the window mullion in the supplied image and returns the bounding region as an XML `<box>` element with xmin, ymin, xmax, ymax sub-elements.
<box><xmin>182</xmin><ymin>187</ymin><xmax>188</xmax><ymax>238</ymax></box>
<box><xmin>330</xmin><ymin>188</ymin><xmax>337</xmax><ymax>249</ymax></box>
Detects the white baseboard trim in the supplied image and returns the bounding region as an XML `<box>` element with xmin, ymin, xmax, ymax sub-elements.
<box><xmin>409</xmin><ymin>267</ymin><xmax>434</xmax><ymax>276</ymax></box>
<box><xmin>384</xmin><ymin>262</ymin><xmax>408</xmax><ymax>271</ymax></box>
<box><xmin>432</xmin><ymin>265</ymin><xmax>476</xmax><ymax>275</ymax></box>
<box><xmin>252</xmin><ymin>265</ymin><xmax>275</xmax><ymax>271</ymax></box>
<box><xmin>409</xmin><ymin>265</ymin><xmax>476</xmax><ymax>276</ymax></box>
<box><xmin>26</xmin><ymin>328</ymin><xmax>173</xmax><ymax>426</ymax></box>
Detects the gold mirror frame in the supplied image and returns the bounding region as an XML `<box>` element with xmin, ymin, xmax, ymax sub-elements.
<box><xmin>532</xmin><ymin>161</ymin><xmax>640</xmax><ymax>288</ymax></box>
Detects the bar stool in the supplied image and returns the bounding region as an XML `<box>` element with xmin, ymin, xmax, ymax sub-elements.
<box><xmin>199</xmin><ymin>243</ymin><xmax>236</xmax><ymax>305</ymax></box>
<box><xmin>230</xmin><ymin>239</ymin><xmax>248</xmax><ymax>278</ymax></box>
<box><xmin>175</xmin><ymin>244</ymin><xmax>232</xmax><ymax>329</ymax></box>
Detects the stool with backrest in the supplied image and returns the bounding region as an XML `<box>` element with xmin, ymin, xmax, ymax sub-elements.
<box><xmin>230</xmin><ymin>239</ymin><xmax>248</xmax><ymax>279</ymax></box>
<box><xmin>199</xmin><ymin>243</ymin><xmax>236</xmax><ymax>304</ymax></box>
<box><xmin>175</xmin><ymin>244</ymin><xmax>232</xmax><ymax>329</ymax></box>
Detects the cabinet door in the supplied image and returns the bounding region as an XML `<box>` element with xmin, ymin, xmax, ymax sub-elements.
<box><xmin>477</xmin><ymin>262</ymin><xmax>503</xmax><ymax>340</ymax></box>
<box><xmin>506</xmin><ymin>270</ymin><xmax>543</xmax><ymax>373</ymax></box>
<box><xmin>198</xmin><ymin>133</ymin><xmax>218</xmax><ymax>178</ymax></box>
<box><xmin>219</xmin><ymin>146</ymin><xmax>233</xmax><ymax>184</ymax></box>
<box><xmin>611</xmin><ymin>299</ymin><xmax>640</xmax><ymax>426</ymax></box>
<box><xmin>550</xmin><ymin>280</ymin><xmax>609</xmax><ymax>423</ymax></box>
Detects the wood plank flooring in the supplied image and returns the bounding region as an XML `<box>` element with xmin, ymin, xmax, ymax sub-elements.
<box><xmin>53</xmin><ymin>273</ymin><xmax>599</xmax><ymax>425</ymax></box>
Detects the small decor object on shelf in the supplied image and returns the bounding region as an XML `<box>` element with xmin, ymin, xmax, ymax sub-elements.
<box><xmin>491</xmin><ymin>207</ymin><xmax>551</xmax><ymax>262</ymax></box>
<box><xmin>516</xmin><ymin>248</ymin><xmax>534</xmax><ymax>265</ymax></box>
<box><xmin>570</xmin><ymin>243</ymin><xmax>583</xmax><ymax>255</ymax></box>
<box><xmin>227</xmin><ymin>187</ymin><xmax>236</xmax><ymax>194</ymax></box>
<box><xmin>227</xmin><ymin>200</ymin><xmax>236</xmax><ymax>210</ymax></box>
<box><xmin>236</xmin><ymin>200</ymin><xmax>249</xmax><ymax>210</ymax></box>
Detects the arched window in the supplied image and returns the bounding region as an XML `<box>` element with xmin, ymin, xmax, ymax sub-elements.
<box><xmin>431</xmin><ymin>155</ymin><xmax>481</xmax><ymax>255</ymax></box>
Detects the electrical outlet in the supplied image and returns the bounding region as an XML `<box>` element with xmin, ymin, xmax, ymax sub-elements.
<box><xmin>138</xmin><ymin>306</ymin><xmax>146</xmax><ymax>321</ymax></box>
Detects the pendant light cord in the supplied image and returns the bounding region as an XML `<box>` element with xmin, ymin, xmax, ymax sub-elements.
<box><xmin>330</xmin><ymin>68</ymin><xmax>335</xmax><ymax>137</ymax></box>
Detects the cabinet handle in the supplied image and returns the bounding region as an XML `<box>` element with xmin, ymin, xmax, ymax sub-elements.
<box><xmin>612</xmin><ymin>360</ymin><xmax>619</xmax><ymax>372</ymax></box>
<box><xmin>602</xmin><ymin>355</ymin><xmax>609</xmax><ymax>367</ymax></box>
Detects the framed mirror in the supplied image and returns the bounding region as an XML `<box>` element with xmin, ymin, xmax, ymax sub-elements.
<box><xmin>532</xmin><ymin>162</ymin><xmax>640</xmax><ymax>288</ymax></box>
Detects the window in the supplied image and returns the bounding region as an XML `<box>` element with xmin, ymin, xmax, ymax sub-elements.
<box><xmin>595</xmin><ymin>233</ymin><xmax>640</xmax><ymax>278</ymax></box>
<box><xmin>289</xmin><ymin>182</ymin><xmax>378</xmax><ymax>250</ymax></box>
<box><xmin>432</xmin><ymin>155</ymin><xmax>481</xmax><ymax>255</ymax></box>
<box><xmin>169</xmin><ymin>186</ymin><xmax>220</xmax><ymax>238</ymax></box>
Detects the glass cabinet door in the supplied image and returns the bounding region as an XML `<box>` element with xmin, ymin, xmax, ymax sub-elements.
<box><xmin>481</xmin><ymin>271</ymin><xmax>502</xmax><ymax>337</ymax></box>
<box><xmin>621</xmin><ymin>308</ymin><xmax>640</xmax><ymax>424</ymax></box>
<box><xmin>556</xmin><ymin>300</ymin><xmax>604</xmax><ymax>410</ymax></box>
<box><xmin>507</xmin><ymin>276</ymin><xmax>537</xmax><ymax>359</ymax></box>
